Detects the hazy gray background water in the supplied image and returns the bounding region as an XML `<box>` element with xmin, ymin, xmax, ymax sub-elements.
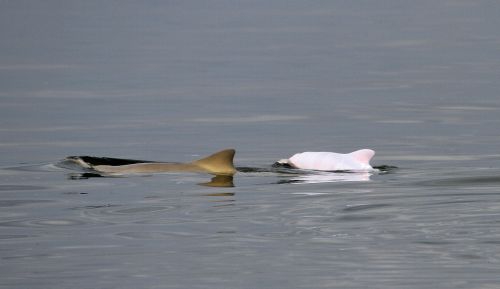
<box><xmin>1</xmin><ymin>1</ymin><xmax>500</xmax><ymax>288</ymax></box>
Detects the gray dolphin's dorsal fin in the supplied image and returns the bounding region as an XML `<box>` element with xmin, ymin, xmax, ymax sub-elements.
<box><xmin>191</xmin><ymin>149</ymin><xmax>236</xmax><ymax>175</ymax></box>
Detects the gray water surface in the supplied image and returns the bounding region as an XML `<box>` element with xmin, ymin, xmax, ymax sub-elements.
<box><xmin>1</xmin><ymin>1</ymin><xmax>500</xmax><ymax>288</ymax></box>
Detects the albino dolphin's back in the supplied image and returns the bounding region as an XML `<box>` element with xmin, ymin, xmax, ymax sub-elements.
<box><xmin>288</xmin><ymin>149</ymin><xmax>375</xmax><ymax>171</ymax></box>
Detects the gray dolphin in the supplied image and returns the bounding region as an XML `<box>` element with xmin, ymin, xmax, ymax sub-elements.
<box><xmin>64</xmin><ymin>149</ymin><xmax>236</xmax><ymax>176</ymax></box>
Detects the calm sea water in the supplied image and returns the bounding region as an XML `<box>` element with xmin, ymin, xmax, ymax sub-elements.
<box><xmin>2</xmin><ymin>1</ymin><xmax>500</xmax><ymax>288</ymax></box>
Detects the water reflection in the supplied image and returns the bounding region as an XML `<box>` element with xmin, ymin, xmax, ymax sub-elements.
<box><xmin>201</xmin><ymin>192</ymin><xmax>236</xmax><ymax>206</ymax></box>
<box><xmin>241</xmin><ymin>165</ymin><xmax>399</xmax><ymax>184</ymax></box>
<box><xmin>19</xmin><ymin>161</ymin><xmax>396</xmax><ymax>187</ymax></box>
<box><xmin>278</xmin><ymin>171</ymin><xmax>373</xmax><ymax>184</ymax></box>
<box><xmin>270</xmin><ymin>164</ymin><xmax>397</xmax><ymax>184</ymax></box>
<box><xmin>67</xmin><ymin>172</ymin><xmax>235</xmax><ymax>187</ymax></box>
<box><xmin>239</xmin><ymin>166</ymin><xmax>395</xmax><ymax>184</ymax></box>
<box><xmin>202</xmin><ymin>192</ymin><xmax>235</xmax><ymax>197</ymax></box>
<box><xmin>68</xmin><ymin>172</ymin><xmax>104</xmax><ymax>180</ymax></box>
<box><xmin>198</xmin><ymin>175</ymin><xmax>234</xmax><ymax>187</ymax></box>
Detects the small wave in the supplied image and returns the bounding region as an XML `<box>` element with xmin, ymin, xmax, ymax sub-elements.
<box><xmin>0</xmin><ymin>199</ymin><xmax>53</xmax><ymax>207</ymax></box>
<box><xmin>4</xmin><ymin>163</ymin><xmax>65</xmax><ymax>173</ymax></box>
<box><xmin>0</xmin><ymin>185</ymin><xmax>49</xmax><ymax>191</ymax></box>
<box><xmin>342</xmin><ymin>203</ymin><xmax>392</xmax><ymax>212</ymax></box>
<box><xmin>418</xmin><ymin>175</ymin><xmax>500</xmax><ymax>187</ymax></box>
<box><xmin>0</xmin><ymin>218</ymin><xmax>87</xmax><ymax>228</ymax></box>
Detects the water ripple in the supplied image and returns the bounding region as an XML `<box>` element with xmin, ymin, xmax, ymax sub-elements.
<box><xmin>419</xmin><ymin>175</ymin><xmax>500</xmax><ymax>187</ymax></box>
<box><xmin>76</xmin><ymin>204</ymin><xmax>181</xmax><ymax>225</ymax></box>
<box><xmin>0</xmin><ymin>185</ymin><xmax>48</xmax><ymax>191</ymax></box>
<box><xmin>0</xmin><ymin>234</ymin><xmax>37</xmax><ymax>239</ymax></box>
<box><xmin>342</xmin><ymin>203</ymin><xmax>392</xmax><ymax>212</ymax></box>
<box><xmin>0</xmin><ymin>218</ymin><xmax>86</xmax><ymax>228</ymax></box>
<box><xmin>0</xmin><ymin>200</ymin><xmax>53</xmax><ymax>207</ymax></box>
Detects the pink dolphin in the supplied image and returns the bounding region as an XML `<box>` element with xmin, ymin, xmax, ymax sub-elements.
<box><xmin>278</xmin><ymin>149</ymin><xmax>375</xmax><ymax>172</ymax></box>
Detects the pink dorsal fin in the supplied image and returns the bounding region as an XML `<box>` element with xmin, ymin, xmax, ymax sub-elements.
<box><xmin>349</xmin><ymin>149</ymin><xmax>375</xmax><ymax>164</ymax></box>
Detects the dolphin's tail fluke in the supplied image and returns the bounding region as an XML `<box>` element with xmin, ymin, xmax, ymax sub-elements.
<box><xmin>192</xmin><ymin>149</ymin><xmax>236</xmax><ymax>176</ymax></box>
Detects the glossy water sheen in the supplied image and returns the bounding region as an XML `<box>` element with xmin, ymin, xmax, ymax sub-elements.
<box><xmin>1</xmin><ymin>1</ymin><xmax>500</xmax><ymax>288</ymax></box>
